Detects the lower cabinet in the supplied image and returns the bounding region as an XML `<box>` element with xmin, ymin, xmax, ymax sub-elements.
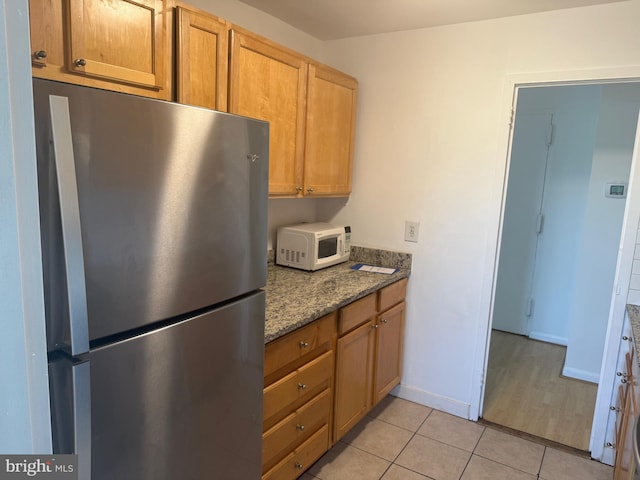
<box><xmin>262</xmin><ymin>277</ymin><xmax>408</xmax><ymax>479</ymax></box>
<box><xmin>262</xmin><ymin>313</ymin><xmax>336</xmax><ymax>480</ymax></box>
<box><xmin>613</xmin><ymin>320</ymin><xmax>640</xmax><ymax>480</ymax></box>
<box><xmin>333</xmin><ymin>278</ymin><xmax>407</xmax><ymax>443</ymax></box>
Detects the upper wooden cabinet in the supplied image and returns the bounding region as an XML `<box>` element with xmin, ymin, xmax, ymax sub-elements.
<box><xmin>228</xmin><ymin>28</ymin><xmax>358</xmax><ymax>198</ymax></box>
<box><xmin>229</xmin><ymin>29</ymin><xmax>307</xmax><ymax>197</ymax></box>
<box><xmin>304</xmin><ymin>64</ymin><xmax>358</xmax><ymax>197</ymax></box>
<box><xmin>175</xmin><ymin>5</ymin><xmax>228</xmax><ymax>111</ymax></box>
<box><xmin>29</xmin><ymin>0</ymin><xmax>169</xmax><ymax>99</ymax></box>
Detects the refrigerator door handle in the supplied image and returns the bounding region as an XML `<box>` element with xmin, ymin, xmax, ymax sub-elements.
<box><xmin>49</xmin><ymin>95</ymin><xmax>90</xmax><ymax>356</ymax></box>
<box><xmin>73</xmin><ymin>361</ymin><xmax>91</xmax><ymax>480</ymax></box>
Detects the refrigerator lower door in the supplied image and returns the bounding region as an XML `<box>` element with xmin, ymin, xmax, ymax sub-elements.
<box><xmin>88</xmin><ymin>291</ymin><xmax>263</xmax><ymax>480</ymax></box>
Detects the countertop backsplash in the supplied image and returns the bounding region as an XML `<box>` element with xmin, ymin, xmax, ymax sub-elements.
<box><xmin>267</xmin><ymin>245</ymin><xmax>412</xmax><ymax>270</ymax></box>
<box><xmin>349</xmin><ymin>246</ymin><xmax>412</xmax><ymax>270</ymax></box>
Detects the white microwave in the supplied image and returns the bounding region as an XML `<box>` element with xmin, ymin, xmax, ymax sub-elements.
<box><xmin>276</xmin><ymin>222</ymin><xmax>351</xmax><ymax>271</ymax></box>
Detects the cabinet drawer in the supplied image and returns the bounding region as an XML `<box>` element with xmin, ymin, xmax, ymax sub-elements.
<box><xmin>378</xmin><ymin>278</ymin><xmax>407</xmax><ymax>312</ymax></box>
<box><xmin>262</xmin><ymin>389</ymin><xmax>330</xmax><ymax>472</ymax></box>
<box><xmin>262</xmin><ymin>424</ymin><xmax>329</xmax><ymax>480</ymax></box>
<box><xmin>265</xmin><ymin>313</ymin><xmax>335</xmax><ymax>379</ymax></box>
<box><xmin>263</xmin><ymin>351</ymin><xmax>332</xmax><ymax>425</ymax></box>
<box><xmin>339</xmin><ymin>293</ymin><xmax>376</xmax><ymax>335</ymax></box>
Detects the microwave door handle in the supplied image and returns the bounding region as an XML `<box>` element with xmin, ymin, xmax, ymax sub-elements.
<box><xmin>72</xmin><ymin>361</ymin><xmax>91</xmax><ymax>480</ymax></box>
<box><xmin>49</xmin><ymin>95</ymin><xmax>90</xmax><ymax>356</ymax></box>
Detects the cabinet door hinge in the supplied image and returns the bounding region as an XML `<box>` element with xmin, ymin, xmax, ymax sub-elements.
<box><xmin>526</xmin><ymin>297</ymin><xmax>534</xmax><ymax>317</ymax></box>
<box><xmin>536</xmin><ymin>213</ymin><xmax>544</xmax><ymax>234</ymax></box>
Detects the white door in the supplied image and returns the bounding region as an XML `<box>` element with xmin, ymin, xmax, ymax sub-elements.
<box><xmin>492</xmin><ymin>113</ymin><xmax>553</xmax><ymax>335</ymax></box>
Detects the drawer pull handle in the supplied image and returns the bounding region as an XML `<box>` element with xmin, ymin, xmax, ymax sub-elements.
<box><xmin>299</xmin><ymin>340</ymin><xmax>309</xmax><ymax>348</ymax></box>
<box><xmin>295</xmin><ymin>462</ymin><xmax>304</xmax><ymax>470</ymax></box>
<box><xmin>296</xmin><ymin>424</ymin><xmax>305</xmax><ymax>431</ymax></box>
<box><xmin>297</xmin><ymin>383</ymin><xmax>307</xmax><ymax>390</ymax></box>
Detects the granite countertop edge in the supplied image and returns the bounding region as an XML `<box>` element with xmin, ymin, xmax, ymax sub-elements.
<box><xmin>627</xmin><ymin>304</ymin><xmax>640</xmax><ymax>359</ymax></box>
<box><xmin>264</xmin><ymin>247</ymin><xmax>412</xmax><ymax>344</ymax></box>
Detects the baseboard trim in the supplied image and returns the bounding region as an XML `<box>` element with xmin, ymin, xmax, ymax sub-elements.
<box><xmin>561</xmin><ymin>366</ymin><xmax>599</xmax><ymax>384</ymax></box>
<box><xmin>392</xmin><ymin>384</ymin><xmax>471</xmax><ymax>419</ymax></box>
<box><xmin>528</xmin><ymin>331</ymin><xmax>568</xmax><ymax>346</ymax></box>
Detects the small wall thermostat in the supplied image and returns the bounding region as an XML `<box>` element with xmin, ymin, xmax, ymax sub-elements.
<box><xmin>605</xmin><ymin>183</ymin><xmax>627</xmax><ymax>198</ymax></box>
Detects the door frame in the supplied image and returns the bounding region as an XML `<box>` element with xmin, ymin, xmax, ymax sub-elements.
<box><xmin>471</xmin><ymin>66</ymin><xmax>640</xmax><ymax>463</ymax></box>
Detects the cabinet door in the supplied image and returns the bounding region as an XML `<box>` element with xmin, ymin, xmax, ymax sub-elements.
<box><xmin>29</xmin><ymin>0</ymin><xmax>66</xmax><ymax>70</ymax></box>
<box><xmin>304</xmin><ymin>64</ymin><xmax>358</xmax><ymax>196</ymax></box>
<box><xmin>373</xmin><ymin>301</ymin><xmax>405</xmax><ymax>405</ymax></box>
<box><xmin>66</xmin><ymin>0</ymin><xmax>164</xmax><ymax>89</ymax></box>
<box><xmin>175</xmin><ymin>6</ymin><xmax>228</xmax><ymax>111</ymax></box>
<box><xmin>333</xmin><ymin>319</ymin><xmax>375</xmax><ymax>442</ymax></box>
<box><xmin>229</xmin><ymin>30</ymin><xmax>306</xmax><ymax>197</ymax></box>
<box><xmin>615</xmin><ymin>384</ymin><xmax>633</xmax><ymax>480</ymax></box>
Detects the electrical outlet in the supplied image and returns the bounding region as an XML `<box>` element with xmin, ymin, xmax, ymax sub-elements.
<box><xmin>404</xmin><ymin>221</ymin><xmax>420</xmax><ymax>243</ymax></box>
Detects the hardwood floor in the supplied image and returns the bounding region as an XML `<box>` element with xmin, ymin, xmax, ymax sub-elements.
<box><xmin>482</xmin><ymin>330</ymin><xmax>597</xmax><ymax>451</ymax></box>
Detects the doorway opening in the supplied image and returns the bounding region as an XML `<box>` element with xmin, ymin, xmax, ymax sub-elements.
<box><xmin>482</xmin><ymin>81</ymin><xmax>640</xmax><ymax>452</ymax></box>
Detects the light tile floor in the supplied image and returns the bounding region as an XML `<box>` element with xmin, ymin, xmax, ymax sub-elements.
<box><xmin>302</xmin><ymin>396</ymin><xmax>612</xmax><ymax>480</ymax></box>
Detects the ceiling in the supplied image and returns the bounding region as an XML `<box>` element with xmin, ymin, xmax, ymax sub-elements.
<box><xmin>237</xmin><ymin>0</ymin><xmax>628</xmax><ymax>40</ymax></box>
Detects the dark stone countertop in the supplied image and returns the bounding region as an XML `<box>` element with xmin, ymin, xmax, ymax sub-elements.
<box><xmin>264</xmin><ymin>249</ymin><xmax>411</xmax><ymax>343</ymax></box>
<box><xmin>627</xmin><ymin>304</ymin><xmax>640</xmax><ymax>358</ymax></box>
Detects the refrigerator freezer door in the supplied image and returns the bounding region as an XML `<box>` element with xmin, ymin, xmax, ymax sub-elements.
<box><xmin>33</xmin><ymin>79</ymin><xmax>269</xmax><ymax>344</ymax></box>
<box><xmin>89</xmin><ymin>291</ymin><xmax>263</xmax><ymax>480</ymax></box>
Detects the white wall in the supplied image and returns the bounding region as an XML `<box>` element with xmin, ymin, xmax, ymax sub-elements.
<box><xmin>564</xmin><ymin>83</ymin><xmax>640</xmax><ymax>380</ymax></box>
<box><xmin>629</xmin><ymin>227</ymin><xmax>640</xmax><ymax>305</ymax></box>
<box><xmin>0</xmin><ymin>0</ymin><xmax>51</xmax><ymax>452</ymax></box>
<box><xmin>318</xmin><ymin>1</ymin><xmax>640</xmax><ymax>417</ymax></box>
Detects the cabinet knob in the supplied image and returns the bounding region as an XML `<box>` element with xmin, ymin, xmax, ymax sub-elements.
<box><xmin>296</xmin><ymin>424</ymin><xmax>305</xmax><ymax>431</ymax></box>
<box><xmin>606</xmin><ymin>442</ymin><xmax>616</xmax><ymax>448</ymax></box>
<box><xmin>307</xmin><ymin>188</ymin><xmax>314</xmax><ymax>194</ymax></box>
<box><xmin>295</xmin><ymin>462</ymin><xmax>304</xmax><ymax>470</ymax></box>
<box><xmin>33</xmin><ymin>50</ymin><xmax>47</xmax><ymax>60</ymax></box>
<box><xmin>299</xmin><ymin>340</ymin><xmax>309</xmax><ymax>348</ymax></box>
<box><xmin>74</xmin><ymin>58</ymin><xmax>87</xmax><ymax>67</ymax></box>
<box><xmin>617</xmin><ymin>371</ymin><xmax>628</xmax><ymax>378</ymax></box>
<box><xmin>297</xmin><ymin>383</ymin><xmax>307</xmax><ymax>390</ymax></box>
<box><xmin>381</xmin><ymin>318</ymin><xmax>388</xmax><ymax>324</ymax></box>
<box><xmin>623</xmin><ymin>335</ymin><xmax>631</xmax><ymax>341</ymax></box>
<box><xmin>610</xmin><ymin>405</ymin><xmax>620</xmax><ymax>411</ymax></box>
<box><xmin>295</xmin><ymin>186</ymin><xmax>303</xmax><ymax>193</ymax></box>
<box><xmin>371</xmin><ymin>324</ymin><xmax>379</xmax><ymax>329</ymax></box>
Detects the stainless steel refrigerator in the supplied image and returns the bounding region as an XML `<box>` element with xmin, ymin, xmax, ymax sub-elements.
<box><xmin>32</xmin><ymin>78</ymin><xmax>269</xmax><ymax>480</ymax></box>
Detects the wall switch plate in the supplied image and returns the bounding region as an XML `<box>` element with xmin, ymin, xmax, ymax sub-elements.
<box><xmin>404</xmin><ymin>221</ymin><xmax>420</xmax><ymax>243</ymax></box>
